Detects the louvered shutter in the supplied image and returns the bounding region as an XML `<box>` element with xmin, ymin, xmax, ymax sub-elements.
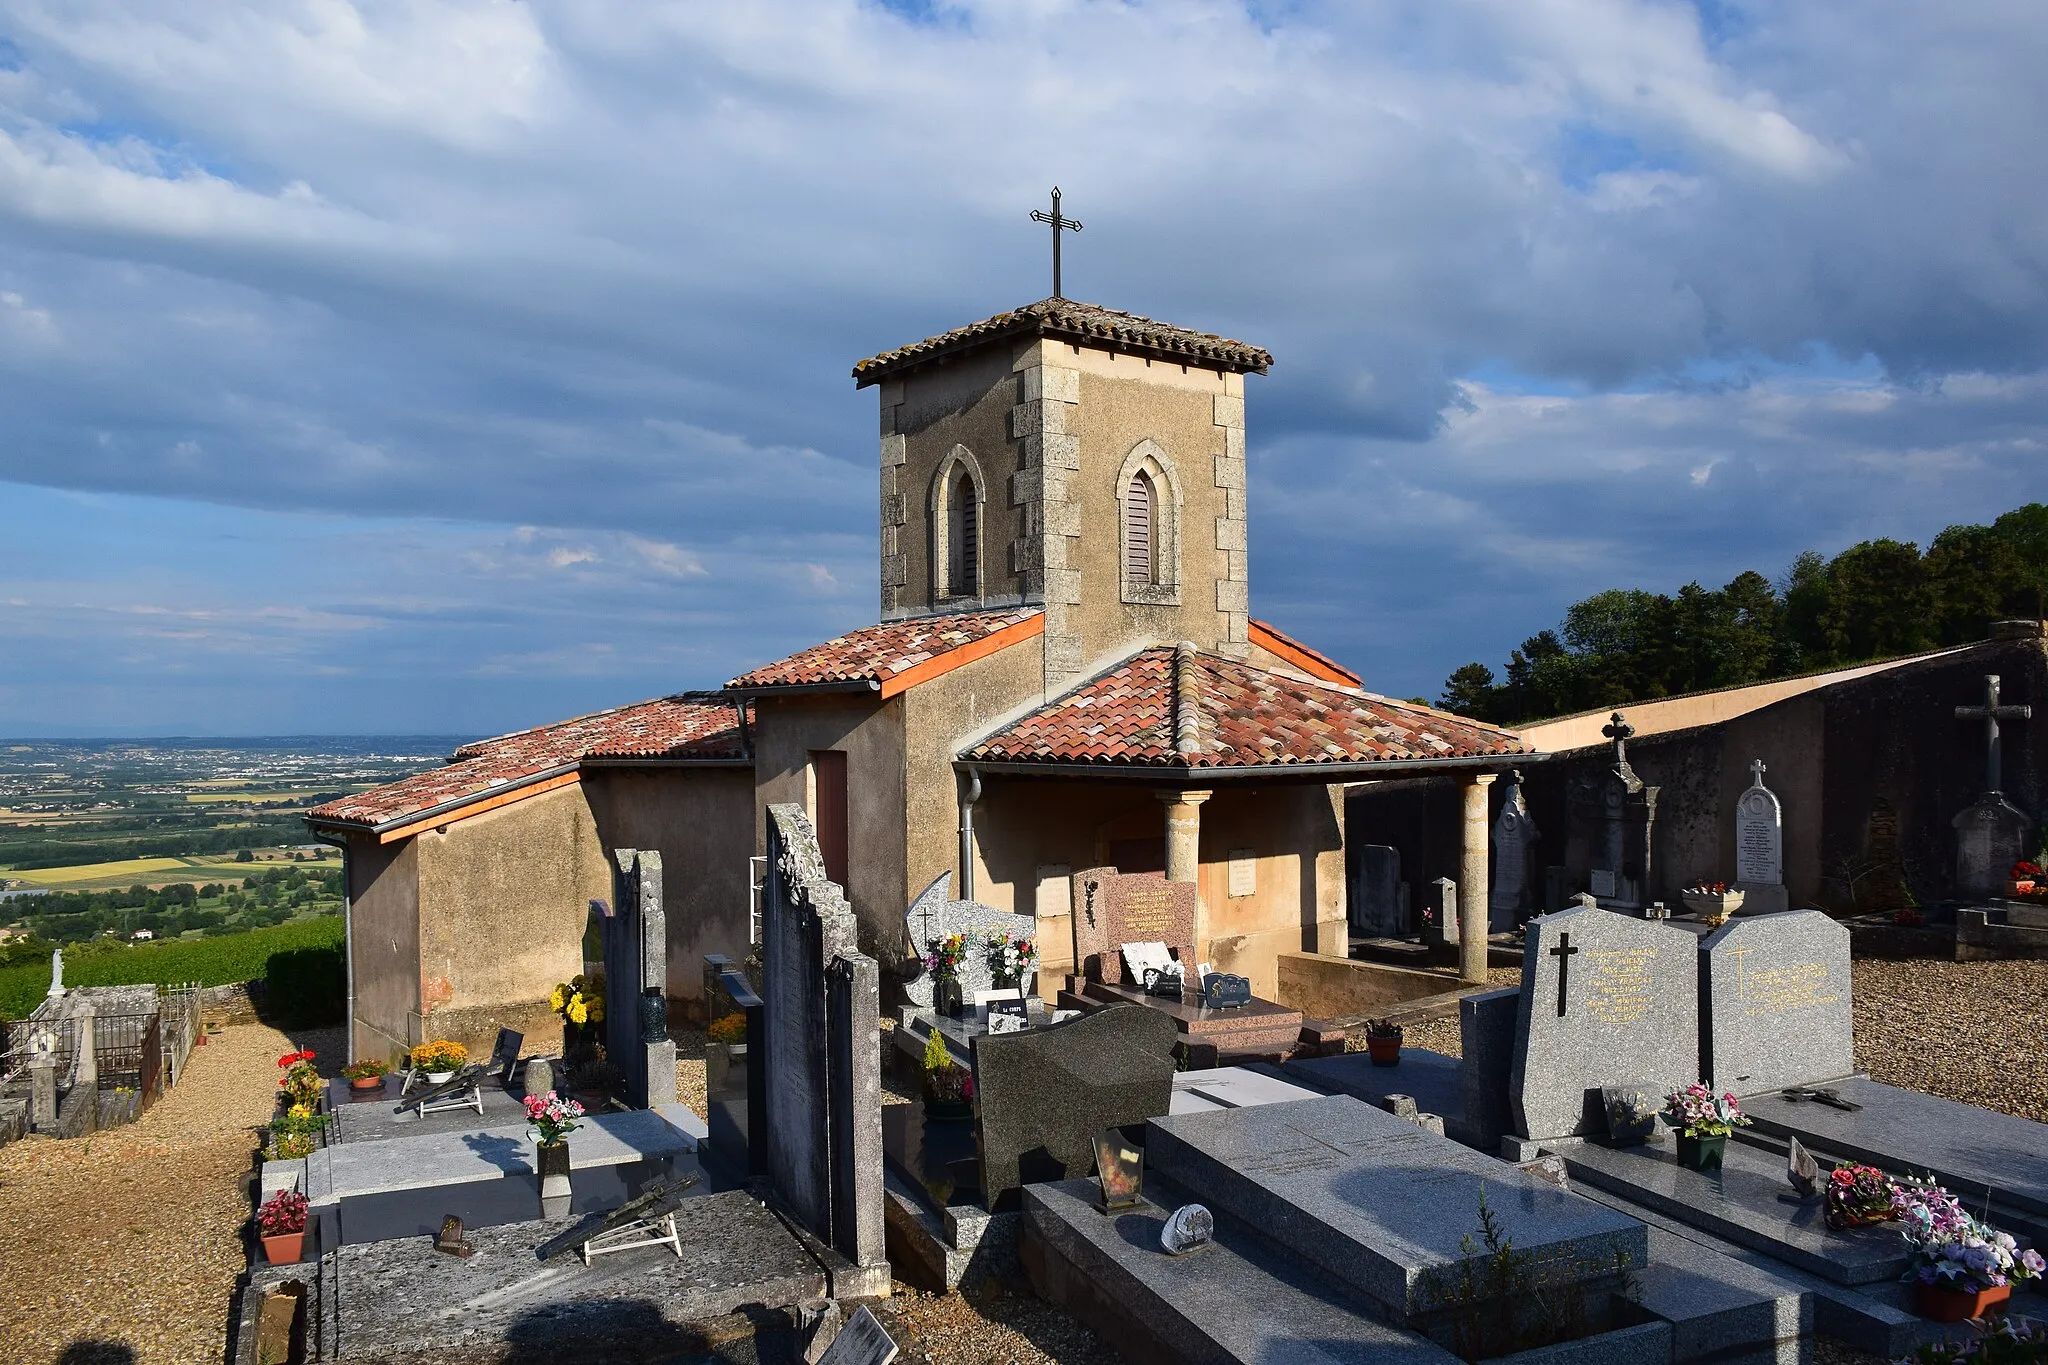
<box><xmin>959</xmin><ymin>481</ymin><xmax>977</xmax><ymax>591</ymax></box>
<box><xmin>1126</xmin><ymin>472</ymin><xmax>1153</xmax><ymax>584</ymax></box>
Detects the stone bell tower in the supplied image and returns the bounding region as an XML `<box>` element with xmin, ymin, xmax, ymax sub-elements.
<box><xmin>853</xmin><ymin>297</ymin><xmax>1272</xmax><ymax>696</ymax></box>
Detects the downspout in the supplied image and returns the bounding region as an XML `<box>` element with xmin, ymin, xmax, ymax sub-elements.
<box><xmin>958</xmin><ymin>766</ymin><xmax>982</xmax><ymax>901</ymax></box>
<box><xmin>312</xmin><ymin>829</ymin><xmax>352</xmax><ymax>1055</ymax></box>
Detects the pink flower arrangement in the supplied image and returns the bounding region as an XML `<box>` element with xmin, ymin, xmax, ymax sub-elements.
<box><xmin>1661</xmin><ymin>1083</ymin><xmax>1751</xmax><ymax>1139</ymax></box>
<box><xmin>1893</xmin><ymin>1175</ymin><xmax>2046</xmax><ymax>1292</ymax></box>
<box><xmin>524</xmin><ymin>1090</ymin><xmax>585</xmax><ymax>1146</ymax></box>
<box><xmin>258</xmin><ymin>1189</ymin><xmax>309</xmax><ymax>1237</ymax></box>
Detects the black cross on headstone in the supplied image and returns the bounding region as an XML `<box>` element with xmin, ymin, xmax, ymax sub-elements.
<box><xmin>1550</xmin><ymin>932</ymin><xmax>1579</xmax><ymax>1018</ymax></box>
<box><xmin>1956</xmin><ymin>674</ymin><xmax>2031</xmax><ymax>795</ymax></box>
<box><xmin>1029</xmin><ymin>187</ymin><xmax>1083</xmax><ymax>299</ymax></box>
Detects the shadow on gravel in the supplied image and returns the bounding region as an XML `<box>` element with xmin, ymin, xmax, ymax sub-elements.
<box><xmin>56</xmin><ymin>1343</ymin><xmax>138</xmax><ymax>1365</ymax></box>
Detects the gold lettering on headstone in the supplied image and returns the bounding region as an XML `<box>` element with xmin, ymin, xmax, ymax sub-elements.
<box><xmin>1731</xmin><ymin>948</ymin><xmax>1838</xmax><ymax>1017</ymax></box>
<box><xmin>1119</xmin><ymin>884</ymin><xmax>1178</xmax><ymax>940</ymax></box>
<box><xmin>1584</xmin><ymin>947</ymin><xmax>1656</xmax><ymax>1025</ymax></box>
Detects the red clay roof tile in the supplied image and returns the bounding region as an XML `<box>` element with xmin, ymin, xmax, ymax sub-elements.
<box><xmin>728</xmin><ymin>608</ymin><xmax>1042</xmax><ymax>691</ymax></box>
<box><xmin>965</xmin><ymin>646</ymin><xmax>1524</xmax><ymax>770</ymax></box>
<box><xmin>853</xmin><ymin>299</ymin><xmax>1272</xmax><ymax>387</ymax></box>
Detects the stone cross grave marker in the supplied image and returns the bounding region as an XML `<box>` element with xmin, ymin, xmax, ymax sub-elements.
<box><xmin>900</xmin><ymin>871</ymin><xmax>1037</xmax><ymax>1007</ymax></box>
<box><xmin>1509</xmin><ymin>905</ymin><xmax>1699</xmax><ymax>1140</ymax></box>
<box><xmin>1489</xmin><ymin>773</ymin><xmax>1539</xmax><ymax>930</ymax></box>
<box><xmin>1734</xmin><ymin>759</ymin><xmax>1788</xmax><ymax>915</ymax></box>
<box><xmin>1952</xmin><ymin>673</ymin><xmax>2034</xmax><ymax>899</ymax></box>
<box><xmin>1699</xmin><ymin>910</ymin><xmax>1852</xmax><ymax>1095</ymax></box>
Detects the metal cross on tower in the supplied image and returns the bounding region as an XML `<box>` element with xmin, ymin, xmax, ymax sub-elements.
<box><xmin>1955</xmin><ymin>673</ymin><xmax>2032</xmax><ymax>794</ymax></box>
<box><xmin>1030</xmin><ymin>187</ymin><xmax>1083</xmax><ymax>299</ymax></box>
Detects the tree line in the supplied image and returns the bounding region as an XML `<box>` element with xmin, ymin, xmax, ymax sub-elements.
<box><xmin>1440</xmin><ymin>503</ymin><xmax>2048</xmax><ymax>726</ymax></box>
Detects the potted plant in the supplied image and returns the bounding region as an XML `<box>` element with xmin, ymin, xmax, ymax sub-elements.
<box><xmin>549</xmin><ymin>974</ymin><xmax>606</xmax><ymax>1051</ymax></box>
<box><xmin>410</xmin><ymin>1039</ymin><xmax>467</xmax><ymax>1083</ymax></box>
<box><xmin>920</xmin><ymin>1030</ymin><xmax>974</xmax><ymax>1121</ymax></box>
<box><xmin>257</xmin><ymin>1189</ymin><xmax>310</xmax><ymax>1264</ymax></box>
<box><xmin>925</xmin><ymin>932</ymin><xmax>968</xmax><ymax>1017</ymax></box>
<box><xmin>276</xmin><ymin>1049</ymin><xmax>322</xmax><ymax>1110</ymax></box>
<box><xmin>1681</xmin><ymin>881</ymin><xmax>1745</xmax><ymax>926</ymax></box>
<box><xmin>525</xmin><ymin>1090</ymin><xmax>585</xmax><ymax>1218</ymax></box>
<box><xmin>2009</xmin><ymin>860</ymin><xmax>2042</xmax><ymax>897</ymax></box>
<box><xmin>341</xmin><ymin>1059</ymin><xmax>389</xmax><ymax>1093</ymax></box>
<box><xmin>265</xmin><ymin>1108</ymin><xmax>331</xmax><ymax>1160</ymax></box>
<box><xmin>1364</xmin><ymin>1019</ymin><xmax>1403</xmax><ymax>1067</ymax></box>
<box><xmin>1895</xmin><ymin>1175</ymin><xmax>2045</xmax><ymax>1322</ymax></box>
<box><xmin>1824</xmin><ymin>1164</ymin><xmax>1898</xmax><ymax>1230</ymax></box>
<box><xmin>1661</xmin><ymin>1083</ymin><xmax>1750</xmax><ymax>1169</ymax></box>
<box><xmin>706</xmin><ymin>1012</ymin><xmax>748</xmax><ymax>1090</ymax></box>
<box><xmin>983</xmin><ymin>932</ymin><xmax>1039</xmax><ymax>995</ymax></box>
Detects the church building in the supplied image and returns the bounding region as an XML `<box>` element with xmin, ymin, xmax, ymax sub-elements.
<box><xmin>310</xmin><ymin>297</ymin><xmax>1527</xmax><ymax>1060</ymax></box>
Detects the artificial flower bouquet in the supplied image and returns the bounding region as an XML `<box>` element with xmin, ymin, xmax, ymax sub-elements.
<box><xmin>924</xmin><ymin>932</ymin><xmax>968</xmax><ymax>981</ymax></box>
<box><xmin>524</xmin><ymin>1090</ymin><xmax>586</xmax><ymax>1147</ymax></box>
<box><xmin>1825</xmin><ymin>1164</ymin><xmax>1898</xmax><ymax>1230</ymax></box>
<box><xmin>410</xmin><ymin>1039</ymin><xmax>468</xmax><ymax>1075</ymax></box>
<box><xmin>1894</xmin><ymin>1175</ymin><xmax>2046</xmax><ymax>1295</ymax></box>
<box><xmin>1661</xmin><ymin>1083</ymin><xmax>1751</xmax><ymax>1139</ymax></box>
<box><xmin>983</xmin><ymin>933</ymin><xmax>1038</xmax><ymax>987</ymax></box>
<box><xmin>276</xmin><ymin>1048</ymin><xmax>321</xmax><ymax>1108</ymax></box>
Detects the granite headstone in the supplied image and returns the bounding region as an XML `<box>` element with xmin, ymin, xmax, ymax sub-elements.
<box><xmin>970</xmin><ymin>1003</ymin><xmax>1177</xmax><ymax>1213</ymax></box>
<box><xmin>1420</xmin><ymin>877</ymin><xmax>1457</xmax><ymax>953</ymax></box>
<box><xmin>1699</xmin><ymin>910</ymin><xmax>1853</xmax><ymax>1095</ymax></box>
<box><xmin>1489</xmin><ymin>777</ymin><xmax>1539</xmax><ymax>930</ymax></box>
<box><xmin>1100</xmin><ymin>876</ymin><xmax>1198</xmax><ymax>984</ymax></box>
<box><xmin>900</xmin><ymin>872</ymin><xmax>1037</xmax><ymax>1007</ymax></box>
<box><xmin>1350</xmin><ymin>844</ymin><xmax>1404</xmax><ymax>936</ymax></box>
<box><xmin>1069</xmin><ymin>866</ymin><xmax>1117</xmax><ymax>982</ymax></box>
<box><xmin>1952</xmin><ymin>795</ymin><xmax>2033</xmax><ymax>901</ymax></box>
<box><xmin>1510</xmin><ymin>905</ymin><xmax>1699</xmax><ymax>1140</ymax></box>
<box><xmin>1733</xmin><ymin>760</ymin><xmax>1788</xmax><ymax>915</ymax></box>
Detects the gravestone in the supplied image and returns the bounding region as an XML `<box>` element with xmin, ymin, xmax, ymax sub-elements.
<box><xmin>970</xmin><ymin>1003</ymin><xmax>1177</xmax><ymax>1213</ymax></box>
<box><xmin>1489</xmin><ymin>774</ymin><xmax>1539</xmax><ymax>930</ymax></box>
<box><xmin>46</xmin><ymin>948</ymin><xmax>64</xmax><ymax>999</ymax></box>
<box><xmin>1350</xmin><ymin>845</ymin><xmax>1404</xmax><ymax>936</ymax></box>
<box><xmin>1733</xmin><ymin>760</ymin><xmax>1788</xmax><ymax>916</ymax></box>
<box><xmin>1509</xmin><ymin>905</ymin><xmax>1699</xmax><ymax>1140</ymax></box>
<box><xmin>1567</xmin><ymin>714</ymin><xmax>1660</xmax><ymax>911</ymax></box>
<box><xmin>1459</xmin><ymin>987</ymin><xmax>1518</xmax><ymax>1152</ymax></box>
<box><xmin>1699</xmin><ymin>911</ymin><xmax>1852</xmax><ymax>1095</ymax></box>
<box><xmin>817</xmin><ymin>1305</ymin><xmax>898</xmax><ymax>1365</ymax></box>
<box><xmin>761</xmin><ymin>804</ymin><xmax>888</xmax><ymax>1295</ymax></box>
<box><xmin>604</xmin><ymin>849</ymin><xmax>677</xmax><ymax>1109</ymax></box>
<box><xmin>1599</xmin><ymin>1085</ymin><xmax>1659</xmax><ymax>1145</ymax></box>
<box><xmin>1952</xmin><ymin>673</ymin><xmax>2035</xmax><ymax>899</ymax></box>
<box><xmin>900</xmin><ymin>872</ymin><xmax>1037</xmax><ymax>1007</ymax></box>
<box><xmin>1420</xmin><ymin>878</ymin><xmax>1457</xmax><ymax>954</ymax></box>
<box><xmin>1099</xmin><ymin>876</ymin><xmax>1197</xmax><ymax>984</ymax></box>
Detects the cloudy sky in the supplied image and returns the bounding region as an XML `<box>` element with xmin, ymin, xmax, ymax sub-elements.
<box><xmin>2</xmin><ymin>1</ymin><xmax>2045</xmax><ymax>736</ymax></box>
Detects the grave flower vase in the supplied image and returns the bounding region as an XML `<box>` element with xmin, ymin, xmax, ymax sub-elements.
<box><xmin>537</xmin><ymin>1140</ymin><xmax>572</xmax><ymax>1219</ymax></box>
<box><xmin>348</xmin><ymin>1075</ymin><xmax>382</xmax><ymax>1093</ymax></box>
<box><xmin>934</xmin><ymin>977</ymin><xmax>964</xmax><ymax>1018</ymax></box>
<box><xmin>1916</xmin><ymin>1280</ymin><xmax>2010</xmax><ymax>1324</ymax></box>
<box><xmin>260</xmin><ymin>1231</ymin><xmax>305</xmax><ymax>1265</ymax></box>
<box><xmin>1366</xmin><ymin>1037</ymin><xmax>1401</xmax><ymax>1067</ymax></box>
<box><xmin>1676</xmin><ymin>1133</ymin><xmax>1726</xmax><ymax>1171</ymax></box>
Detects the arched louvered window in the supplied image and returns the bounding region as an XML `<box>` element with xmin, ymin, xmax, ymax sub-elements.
<box><xmin>946</xmin><ymin>470</ymin><xmax>978</xmax><ymax>597</ymax></box>
<box><xmin>1125</xmin><ymin>470</ymin><xmax>1155</xmax><ymax>585</ymax></box>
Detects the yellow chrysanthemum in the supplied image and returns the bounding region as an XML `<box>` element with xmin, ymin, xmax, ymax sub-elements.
<box><xmin>566</xmin><ymin>999</ymin><xmax>588</xmax><ymax>1025</ymax></box>
<box><xmin>549</xmin><ymin>984</ymin><xmax>567</xmax><ymax>1012</ymax></box>
<box><xmin>585</xmin><ymin>999</ymin><xmax>604</xmax><ymax>1024</ymax></box>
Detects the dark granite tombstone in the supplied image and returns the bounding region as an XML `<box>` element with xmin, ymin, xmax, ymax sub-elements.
<box><xmin>487</xmin><ymin>1028</ymin><xmax>523</xmax><ymax>1086</ymax></box>
<box><xmin>1350</xmin><ymin>844</ymin><xmax>1404</xmax><ymax>936</ymax></box>
<box><xmin>971</xmin><ymin>1003</ymin><xmax>1177</xmax><ymax>1213</ymax></box>
<box><xmin>1200</xmin><ymin>973</ymin><xmax>1251</xmax><ymax>1009</ymax></box>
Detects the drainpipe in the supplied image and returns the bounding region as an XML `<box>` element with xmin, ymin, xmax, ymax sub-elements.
<box><xmin>313</xmin><ymin>829</ymin><xmax>352</xmax><ymax>1055</ymax></box>
<box><xmin>958</xmin><ymin>766</ymin><xmax>982</xmax><ymax>901</ymax></box>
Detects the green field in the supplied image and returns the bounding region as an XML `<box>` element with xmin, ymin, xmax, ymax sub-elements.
<box><xmin>0</xmin><ymin>916</ymin><xmax>345</xmax><ymax>1019</ymax></box>
<box><xmin>6</xmin><ymin>850</ymin><xmax>339</xmax><ymax>892</ymax></box>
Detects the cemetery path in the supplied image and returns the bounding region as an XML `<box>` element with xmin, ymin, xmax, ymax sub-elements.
<box><xmin>0</xmin><ymin>1020</ymin><xmax>340</xmax><ymax>1365</ymax></box>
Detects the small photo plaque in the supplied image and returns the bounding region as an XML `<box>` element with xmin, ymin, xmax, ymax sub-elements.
<box><xmin>1588</xmin><ymin>870</ymin><xmax>1617</xmax><ymax>898</ymax></box>
<box><xmin>1092</xmin><ymin>1129</ymin><xmax>1144</xmax><ymax>1212</ymax></box>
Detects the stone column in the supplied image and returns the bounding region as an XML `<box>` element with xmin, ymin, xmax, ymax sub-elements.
<box><xmin>1459</xmin><ymin>773</ymin><xmax>1498</xmax><ymax>984</ymax></box>
<box><xmin>1160</xmin><ymin>789</ymin><xmax>1213</xmax><ymax>950</ymax></box>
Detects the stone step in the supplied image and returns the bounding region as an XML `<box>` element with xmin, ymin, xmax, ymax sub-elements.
<box><xmin>1145</xmin><ymin>1094</ymin><xmax>1646</xmax><ymax>1326</ymax></box>
<box><xmin>1022</xmin><ymin>1175</ymin><xmax>1468</xmax><ymax>1365</ymax></box>
<box><xmin>1557</xmin><ymin>1140</ymin><xmax>1907</xmax><ymax>1287</ymax></box>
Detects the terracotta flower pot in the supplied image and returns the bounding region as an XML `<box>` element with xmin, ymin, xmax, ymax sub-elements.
<box><xmin>348</xmin><ymin>1075</ymin><xmax>383</xmax><ymax>1092</ymax></box>
<box><xmin>260</xmin><ymin>1231</ymin><xmax>305</xmax><ymax>1265</ymax></box>
<box><xmin>1676</xmin><ymin>1134</ymin><xmax>1727</xmax><ymax>1171</ymax></box>
<box><xmin>1366</xmin><ymin>1037</ymin><xmax>1401</xmax><ymax>1067</ymax></box>
<box><xmin>1916</xmin><ymin>1280</ymin><xmax>2010</xmax><ymax>1323</ymax></box>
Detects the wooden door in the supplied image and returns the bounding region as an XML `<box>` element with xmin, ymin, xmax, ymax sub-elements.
<box><xmin>811</xmin><ymin>750</ymin><xmax>849</xmax><ymax>888</ymax></box>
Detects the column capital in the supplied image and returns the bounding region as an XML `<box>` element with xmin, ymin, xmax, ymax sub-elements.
<box><xmin>1157</xmin><ymin>788</ymin><xmax>1214</xmax><ymax>807</ymax></box>
<box><xmin>1466</xmin><ymin>770</ymin><xmax>1499</xmax><ymax>787</ymax></box>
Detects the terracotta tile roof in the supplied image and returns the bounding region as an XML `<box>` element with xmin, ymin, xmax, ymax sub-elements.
<box><xmin>853</xmin><ymin>299</ymin><xmax>1273</xmax><ymax>387</ymax></box>
<box><xmin>728</xmin><ymin>608</ymin><xmax>1043</xmax><ymax>696</ymax></box>
<box><xmin>308</xmin><ymin>693</ymin><xmax>747</xmax><ymax>833</ymax></box>
<box><xmin>1247</xmin><ymin>618</ymin><xmax>1361</xmax><ymax>688</ymax></box>
<box><xmin>965</xmin><ymin>644</ymin><xmax>1526</xmax><ymax>771</ymax></box>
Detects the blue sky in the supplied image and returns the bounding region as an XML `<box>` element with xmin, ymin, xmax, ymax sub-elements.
<box><xmin>2</xmin><ymin>1</ymin><xmax>2046</xmax><ymax>735</ymax></box>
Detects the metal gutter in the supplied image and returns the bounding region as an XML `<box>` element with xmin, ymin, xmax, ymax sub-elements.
<box><xmin>955</xmin><ymin>752</ymin><xmax>1545</xmax><ymax>783</ymax></box>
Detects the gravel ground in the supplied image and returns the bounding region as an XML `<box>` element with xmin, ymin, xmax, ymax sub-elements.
<box><xmin>0</xmin><ymin>1019</ymin><xmax>341</xmax><ymax>1365</ymax></box>
<box><xmin>671</xmin><ymin>1022</ymin><xmax>708</xmax><ymax>1119</ymax></box>
<box><xmin>879</xmin><ymin>1281</ymin><xmax>1124</xmax><ymax>1365</ymax></box>
<box><xmin>1360</xmin><ymin>967</ymin><xmax>1525</xmax><ymax>1059</ymax></box>
<box><xmin>1851</xmin><ymin>957</ymin><xmax>2048</xmax><ymax>1123</ymax></box>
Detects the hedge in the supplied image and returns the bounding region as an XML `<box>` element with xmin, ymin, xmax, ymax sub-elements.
<box><xmin>0</xmin><ymin>915</ymin><xmax>346</xmax><ymax>1021</ymax></box>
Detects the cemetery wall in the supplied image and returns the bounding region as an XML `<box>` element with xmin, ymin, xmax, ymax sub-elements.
<box><xmin>415</xmin><ymin>782</ymin><xmax>611</xmax><ymax>1052</ymax></box>
<box><xmin>581</xmin><ymin>766</ymin><xmax>756</xmax><ymax>1010</ymax></box>
<box><xmin>345</xmin><ymin>832</ymin><xmax>421</xmax><ymax>1059</ymax></box>
<box><xmin>966</xmin><ymin>776</ymin><xmax>1344</xmax><ymax>997</ymax></box>
<box><xmin>884</xmin><ymin>342</ymin><xmax>1029</xmax><ymax>615</ymax></box>
<box><xmin>1067</xmin><ymin>353</ymin><xmax>1246</xmax><ymax>661</ymax></box>
<box><xmin>750</xmin><ymin>694</ymin><xmax>909</xmax><ymax>960</ymax></box>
